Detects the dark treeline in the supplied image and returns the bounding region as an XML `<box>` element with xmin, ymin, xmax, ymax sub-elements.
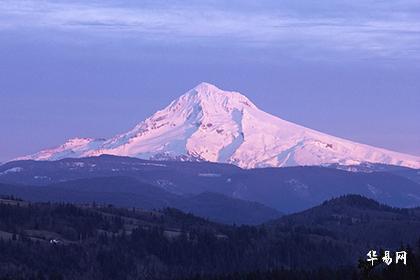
<box><xmin>0</xmin><ymin>196</ymin><xmax>419</xmax><ymax>279</ymax></box>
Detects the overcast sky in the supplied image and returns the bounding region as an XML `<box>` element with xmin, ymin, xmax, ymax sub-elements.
<box><xmin>0</xmin><ymin>0</ymin><xmax>419</xmax><ymax>162</ymax></box>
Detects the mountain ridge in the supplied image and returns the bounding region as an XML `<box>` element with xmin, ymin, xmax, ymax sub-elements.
<box><xmin>17</xmin><ymin>82</ymin><xmax>420</xmax><ymax>169</ymax></box>
<box><xmin>2</xmin><ymin>155</ymin><xmax>420</xmax><ymax>213</ymax></box>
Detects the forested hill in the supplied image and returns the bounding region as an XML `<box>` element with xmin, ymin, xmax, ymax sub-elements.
<box><xmin>270</xmin><ymin>194</ymin><xmax>420</xmax><ymax>249</ymax></box>
<box><xmin>0</xmin><ymin>195</ymin><xmax>420</xmax><ymax>280</ymax></box>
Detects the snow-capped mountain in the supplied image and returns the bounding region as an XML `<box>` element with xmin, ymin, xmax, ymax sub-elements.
<box><xmin>18</xmin><ymin>82</ymin><xmax>420</xmax><ymax>169</ymax></box>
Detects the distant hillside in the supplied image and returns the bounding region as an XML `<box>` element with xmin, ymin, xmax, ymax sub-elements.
<box><xmin>0</xmin><ymin>176</ymin><xmax>280</xmax><ymax>225</ymax></box>
<box><xmin>1</xmin><ymin>155</ymin><xmax>420</xmax><ymax>213</ymax></box>
<box><xmin>328</xmin><ymin>162</ymin><xmax>420</xmax><ymax>185</ymax></box>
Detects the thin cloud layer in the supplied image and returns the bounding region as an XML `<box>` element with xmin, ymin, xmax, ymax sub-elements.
<box><xmin>1</xmin><ymin>0</ymin><xmax>420</xmax><ymax>59</ymax></box>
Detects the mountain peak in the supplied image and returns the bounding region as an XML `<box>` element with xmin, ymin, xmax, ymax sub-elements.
<box><xmin>180</xmin><ymin>82</ymin><xmax>256</xmax><ymax>112</ymax></box>
<box><xmin>17</xmin><ymin>83</ymin><xmax>420</xmax><ymax>169</ymax></box>
<box><xmin>193</xmin><ymin>82</ymin><xmax>221</xmax><ymax>93</ymax></box>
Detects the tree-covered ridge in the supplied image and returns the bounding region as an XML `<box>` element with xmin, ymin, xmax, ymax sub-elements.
<box><xmin>0</xmin><ymin>195</ymin><xmax>419</xmax><ymax>279</ymax></box>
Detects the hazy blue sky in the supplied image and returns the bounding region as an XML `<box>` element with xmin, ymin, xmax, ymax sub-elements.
<box><xmin>0</xmin><ymin>0</ymin><xmax>419</xmax><ymax>162</ymax></box>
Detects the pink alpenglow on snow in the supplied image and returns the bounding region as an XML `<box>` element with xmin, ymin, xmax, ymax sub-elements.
<box><xmin>18</xmin><ymin>82</ymin><xmax>420</xmax><ymax>169</ymax></box>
